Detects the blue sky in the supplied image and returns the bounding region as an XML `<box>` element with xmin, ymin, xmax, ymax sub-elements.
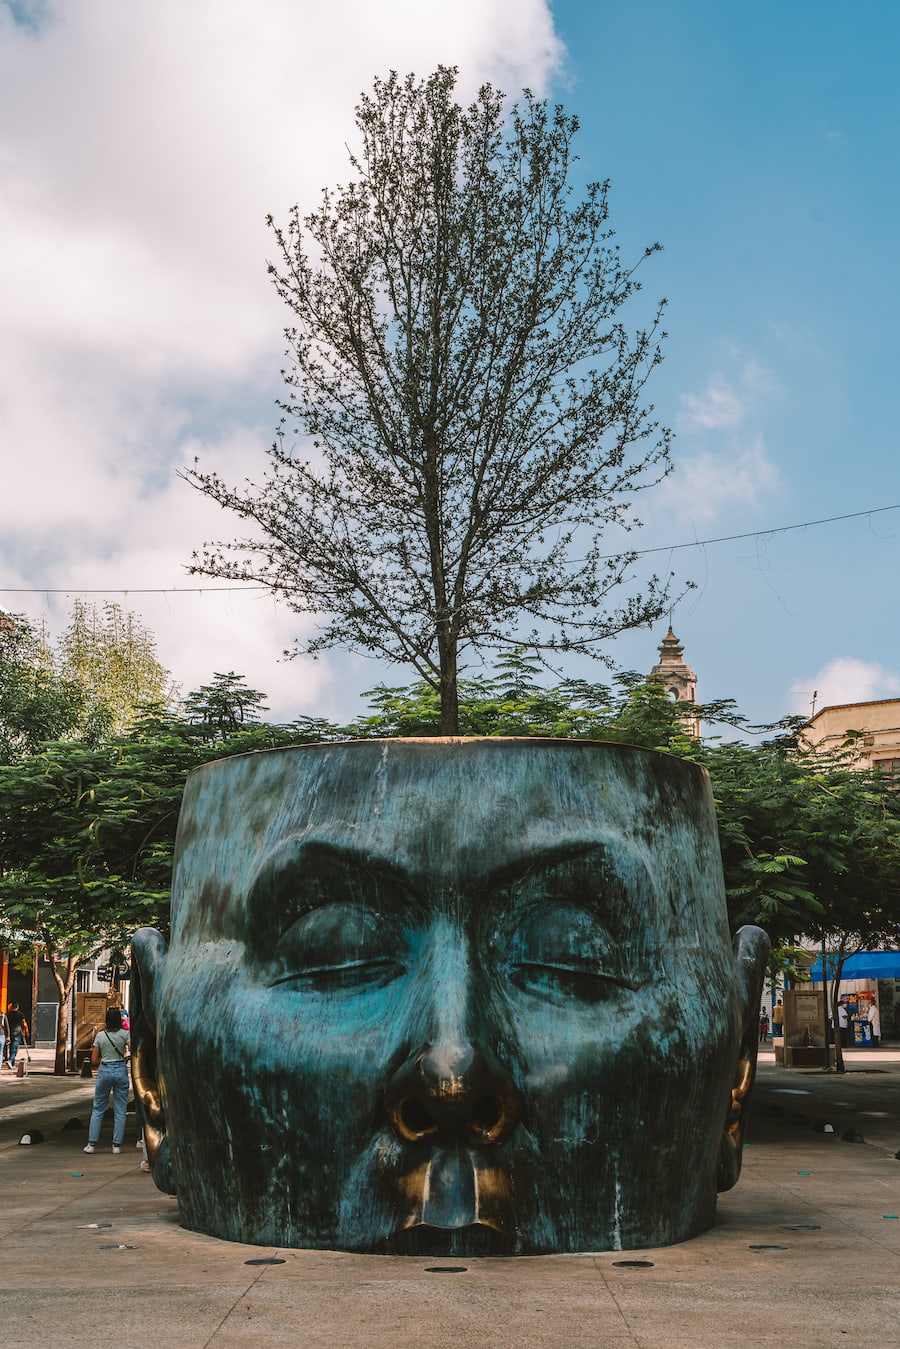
<box><xmin>1</xmin><ymin>1</ymin><xmax>897</xmax><ymax>729</ymax></box>
<box><xmin>548</xmin><ymin>0</ymin><xmax>900</xmax><ymax>726</ymax></box>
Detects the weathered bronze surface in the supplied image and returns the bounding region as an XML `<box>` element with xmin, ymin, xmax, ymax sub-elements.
<box><xmin>131</xmin><ymin>738</ymin><xmax>767</xmax><ymax>1254</ymax></box>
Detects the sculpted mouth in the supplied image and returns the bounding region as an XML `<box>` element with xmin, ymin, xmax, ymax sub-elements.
<box><xmin>382</xmin><ymin>1221</ymin><xmax>515</xmax><ymax>1257</ymax></box>
<box><xmin>390</xmin><ymin>1146</ymin><xmax>516</xmax><ymax>1246</ymax></box>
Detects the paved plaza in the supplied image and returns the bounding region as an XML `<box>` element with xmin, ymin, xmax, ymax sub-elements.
<box><xmin>2</xmin><ymin>1046</ymin><xmax>900</xmax><ymax>1348</ymax></box>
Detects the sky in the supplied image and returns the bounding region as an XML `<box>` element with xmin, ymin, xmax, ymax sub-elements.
<box><xmin>1</xmin><ymin>0</ymin><xmax>898</xmax><ymax>731</ymax></box>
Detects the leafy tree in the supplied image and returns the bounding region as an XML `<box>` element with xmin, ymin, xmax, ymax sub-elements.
<box><xmin>181</xmin><ymin>671</ymin><xmax>269</xmax><ymax>740</ymax></box>
<box><xmin>700</xmin><ymin>738</ymin><xmax>825</xmax><ymax>940</ymax></box>
<box><xmin>344</xmin><ymin>656</ymin><xmax>680</xmax><ymax>743</ymax></box>
<box><xmin>0</xmin><ymin>602</ymin><xmax>176</xmax><ymax>762</ymax></box>
<box><xmin>0</xmin><ymin>611</ymin><xmax>87</xmax><ymax>763</ymax></box>
<box><xmin>0</xmin><ymin>713</ymin><xmax>212</xmax><ymax>1071</ymax></box>
<box><xmin>57</xmin><ymin>599</ymin><xmax>177</xmax><ymax>738</ymax></box>
<box><xmin>185</xmin><ymin>67</ymin><xmax>675</xmax><ymax>733</ymax></box>
<box><xmin>703</xmin><ymin>733</ymin><xmax>900</xmax><ymax>951</ymax></box>
<box><xmin>791</xmin><ymin>758</ymin><xmax>900</xmax><ymax>1070</ymax></box>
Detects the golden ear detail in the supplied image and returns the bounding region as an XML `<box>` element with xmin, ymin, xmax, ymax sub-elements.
<box><xmin>717</xmin><ymin>925</ymin><xmax>769</xmax><ymax>1193</ymax></box>
<box><xmin>131</xmin><ymin>1027</ymin><xmax>164</xmax><ymax>1160</ymax></box>
<box><xmin>718</xmin><ymin>1051</ymin><xmax>754</xmax><ymax>1191</ymax></box>
<box><xmin>129</xmin><ymin>928</ymin><xmax>176</xmax><ymax>1195</ymax></box>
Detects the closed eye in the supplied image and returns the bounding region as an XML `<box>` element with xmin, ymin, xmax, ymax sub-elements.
<box><xmin>268</xmin><ymin>901</ymin><xmax>406</xmax><ymax>994</ymax></box>
<box><xmin>500</xmin><ymin>894</ymin><xmax>633</xmax><ymax>1003</ymax></box>
<box><xmin>269</xmin><ymin>956</ymin><xmax>402</xmax><ymax>992</ymax></box>
<box><xmin>510</xmin><ymin>960</ymin><xmax>634</xmax><ymax>1002</ymax></box>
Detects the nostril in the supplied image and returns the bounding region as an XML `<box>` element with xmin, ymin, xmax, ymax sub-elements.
<box><xmin>469</xmin><ymin>1094</ymin><xmax>502</xmax><ymax>1136</ymax></box>
<box><xmin>386</xmin><ymin>1042</ymin><xmax>521</xmax><ymax>1146</ymax></box>
<box><xmin>399</xmin><ymin>1097</ymin><xmax>437</xmax><ymax>1139</ymax></box>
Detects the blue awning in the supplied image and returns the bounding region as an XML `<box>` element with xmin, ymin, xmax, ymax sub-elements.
<box><xmin>808</xmin><ymin>951</ymin><xmax>900</xmax><ymax>982</ymax></box>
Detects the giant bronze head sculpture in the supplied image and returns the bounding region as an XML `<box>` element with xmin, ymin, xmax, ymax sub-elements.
<box><xmin>131</xmin><ymin>739</ymin><xmax>767</xmax><ymax>1254</ymax></box>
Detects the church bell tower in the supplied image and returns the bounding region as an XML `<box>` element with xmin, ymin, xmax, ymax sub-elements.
<box><xmin>649</xmin><ymin>626</ymin><xmax>699</xmax><ymax>737</ymax></box>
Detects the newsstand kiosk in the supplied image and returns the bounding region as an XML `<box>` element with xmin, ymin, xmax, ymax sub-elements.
<box><xmin>775</xmin><ymin>988</ymin><xmax>828</xmax><ymax>1067</ymax></box>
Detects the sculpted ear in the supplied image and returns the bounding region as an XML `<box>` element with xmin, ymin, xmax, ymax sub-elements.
<box><xmin>130</xmin><ymin>927</ymin><xmax>176</xmax><ymax>1195</ymax></box>
<box><xmin>717</xmin><ymin>924</ymin><xmax>770</xmax><ymax>1193</ymax></box>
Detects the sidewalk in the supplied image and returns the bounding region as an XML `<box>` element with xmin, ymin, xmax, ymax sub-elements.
<box><xmin>2</xmin><ymin>1047</ymin><xmax>900</xmax><ymax>1347</ymax></box>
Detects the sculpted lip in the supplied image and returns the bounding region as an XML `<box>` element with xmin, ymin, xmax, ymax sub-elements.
<box><xmin>392</xmin><ymin>1148</ymin><xmax>516</xmax><ymax>1237</ymax></box>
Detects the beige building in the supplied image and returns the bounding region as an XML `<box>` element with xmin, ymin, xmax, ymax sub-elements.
<box><xmin>648</xmin><ymin>626</ymin><xmax>700</xmax><ymax>737</ymax></box>
<box><xmin>802</xmin><ymin>698</ymin><xmax>900</xmax><ymax>775</ymax></box>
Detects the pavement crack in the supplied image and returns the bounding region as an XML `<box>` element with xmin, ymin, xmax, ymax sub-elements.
<box><xmin>199</xmin><ymin>1250</ymin><xmax>287</xmax><ymax>1348</ymax></box>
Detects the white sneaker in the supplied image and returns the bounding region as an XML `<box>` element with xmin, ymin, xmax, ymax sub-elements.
<box><xmin>112</xmin><ymin>1145</ymin><xmax>121</xmax><ymax>1155</ymax></box>
<box><xmin>83</xmin><ymin>1143</ymin><xmax>96</xmax><ymax>1153</ymax></box>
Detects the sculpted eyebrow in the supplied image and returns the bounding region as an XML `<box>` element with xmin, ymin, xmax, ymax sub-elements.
<box><xmin>482</xmin><ymin>839</ymin><xmax>655</xmax><ymax>917</ymax></box>
<box><xmin>246</xmin><ymin>836</ymin><xmax>418</xmax><ymax>925</ymax></box>
<box><xmin>484</xmin><ymin>840</ymin><xmax>612</xmax><ymax>890</ymax></box>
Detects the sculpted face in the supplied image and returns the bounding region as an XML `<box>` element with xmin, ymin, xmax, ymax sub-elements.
<box><xmin>132</xmin><ymin>739</ymin><xmax>767</xmax><ymax>1254</ymax></box>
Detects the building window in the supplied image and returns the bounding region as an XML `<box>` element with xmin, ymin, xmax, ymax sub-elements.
<box><xmin>873</xmin><ymin>758</ymin><xmax>900</xmax><ymax>785</ymax></box>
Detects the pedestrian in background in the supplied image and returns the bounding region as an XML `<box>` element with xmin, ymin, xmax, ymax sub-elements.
<box><xmin>83</xmin><ymin>1007</ymin><xmax>130</xmax><ymax>1155</ymax></box>
<box><xmin>867</xmin><ymin>1001</ymin><xmax>881</xmax><ymax>1046</ymax></box>
<box><xmin>6</xmin><ymin>1003</ymin><xmax>29</xmax><ymax>1068</ymax></box>
<box><xmin>837</xmin><ymin>999</ymin><xmax>850</xmax><ymax>1048</ymax></box>
<box><xmin>0</xmin><ymin>1007</ymin><xmax>9</xmax><ymax>1069</ymax></box>
<box><xmin>772</xmin><ymin>999</ymin><xmax>785</xmax><ymax>1038</ymax></box>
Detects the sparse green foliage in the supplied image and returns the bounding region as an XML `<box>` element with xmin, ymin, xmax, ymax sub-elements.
<box><xmin>343</xmin><ymin>657</ymin><xmax>692</xmax><ymax>746</ymax></box>
<box><xmin>185</xmin><ymin>67</ymin><xmax>675</xmax><ymax>732</ymax></box>
<box><xmin>181</xmin><ymin>671</ymin><xmax>269</xmax><ymax>741</ymax></box>
<box><xmin>57</xmin><ymin>599</ymin><xmax>177</xmax><ymax>738</ymax></box>
<box><xmin>0</xmin><ymin>612</ymin><xmax>87</xmax><ymax>762</ymax></box>
<box><xmin>0</xmin><ymin>602</ymin><xmax>177</xmax><ymax>762</ymax></box>
<box><xmin>703</xmin><ymin>733</ymin><xmax>900</xmax><ymax>943</ymax></box>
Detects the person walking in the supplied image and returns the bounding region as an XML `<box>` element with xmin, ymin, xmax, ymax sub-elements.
<box><xmin>83</xmin><ymin>1007</ymin><xmax>130</xmax><ymax>1155</ymax></box>
<box><xmin>0</xmin><ymin>1007</ymin><xmax>9</xmax><ymax>1069</ymax></box>
<box><xmin>6</xmin><ymin>1003</ymin><xmax>29</xmax><ymax>1068</ymax></box>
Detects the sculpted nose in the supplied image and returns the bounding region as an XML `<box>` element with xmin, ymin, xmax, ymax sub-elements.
<box><xmin>385</xmin><ymin>1040</ymin><xmax>520</xmax><ymax>1146</ymax></box>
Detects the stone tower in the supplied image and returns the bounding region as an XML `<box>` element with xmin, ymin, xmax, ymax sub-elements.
<box><xmin>649</xmin><ymin>626</ymin><xmax>699</xmax><ymax>736</ymax></box>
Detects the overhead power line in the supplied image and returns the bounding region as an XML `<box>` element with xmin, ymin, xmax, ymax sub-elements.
<box><xmin>608</xmin><ymin>501</ymin><xmax>900</xmax><ymax>560</ymax></box>
<box><xmin>0</xmin><ymin>584</ymin><xmax>266</xmax><ymax>596</ymax></box>
<box><xmin>1</xmin><ymin>501</ymin><xmax>898</xmax><ymax>597</ymax></box>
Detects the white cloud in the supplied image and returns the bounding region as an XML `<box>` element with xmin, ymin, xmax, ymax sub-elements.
<box><xmin>677</xmin><ymin>361</ymin><xmax>777</xmax><ymax>434</ymax></box>
<box><xmin>656</xmin><ymin>436</ymin><xmax>781</xmax><ymax>525</ymax></box>
<box><xmin>788</xmin><ymin>658</ymin><xmax>900</xmax><ymax>716</ymax></box>
<box><xmin>679</xmin><ymin>378</ymin><xmax>745</xmax><ymax>431</ymax></box>
<box><xmin>656</xmin><ymin>359</ymin><xmax>782</xmax><ymax>528</ymax></box>
<box><xmin>0</xmin><ymin>0</ymin><xmax>563</xmax><ymax>720</ymax></box>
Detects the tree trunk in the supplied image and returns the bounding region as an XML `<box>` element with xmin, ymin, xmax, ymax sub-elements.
<box><xmin>438</xmin><ymin>641</ymin><xmax>459</xmax><ymax>735</ymax></box>
<box><xmin>46</xmin><ymin>947</ymin><xmax>77</xmax><ymax>1075</ymax></box>
<box><xmin>829</xmin><ymin>949</ymin><xmax>848</xmax><ymax>1074</ymax></box>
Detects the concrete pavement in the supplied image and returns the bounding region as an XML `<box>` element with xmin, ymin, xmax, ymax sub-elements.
<box><xmin>2</xmin><ymin>1045</ymin><xmax>900</xmax><ymax>1347</ymax></box>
